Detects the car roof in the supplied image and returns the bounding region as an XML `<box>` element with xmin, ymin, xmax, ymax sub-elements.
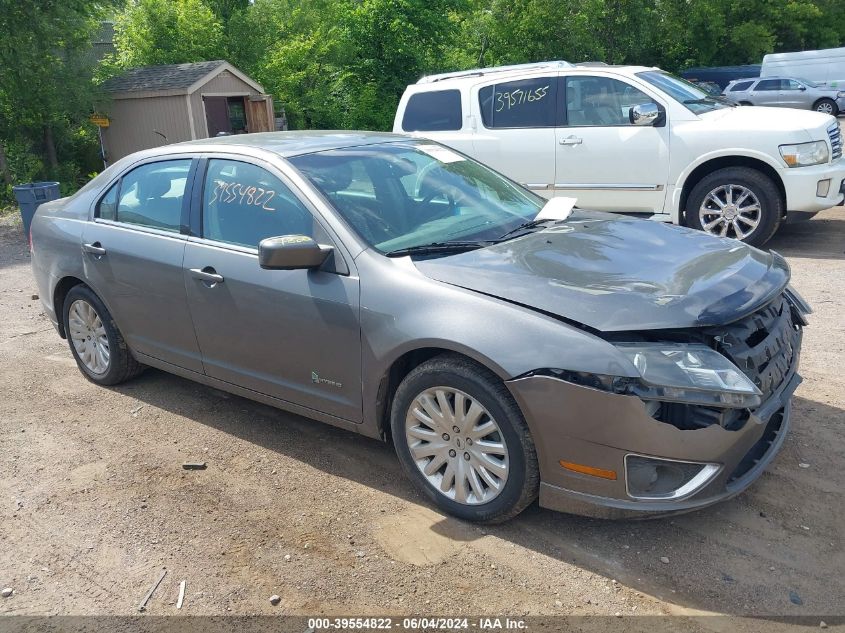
<box><xmin>168</xmin><ymin>130</ymin><xmax>414</xmax><ymax>158</ymax></box>
<box><xmin>411</xmin><ymin>63</ymin><xmax>658</xmax><ymax>90</ymax></box>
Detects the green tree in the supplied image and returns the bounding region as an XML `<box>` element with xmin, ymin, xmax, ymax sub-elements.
<box><xmin>0</xmin><ymin>0</ymin><xmax>105</xmax><ymax>197</ymax></box>
<box><xmin>110</xmin><ymin>0</ymin><xmax>226</xmax><ymax>68</ymax></box>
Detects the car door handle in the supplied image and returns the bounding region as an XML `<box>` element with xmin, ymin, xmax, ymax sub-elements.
<box><xmin>189</xmin><ymin>267</ymin><xmax>224</xmax><ymax>284</ymax></box>
<box><xmin>559</xmin><ymin>137</ymin><xmax>583</xmax><ymax>146</ymax></box>
<box><xmin>82</xmin><ymin>242</ymin><xmax>106</xmax><ymax>256</ymax></box>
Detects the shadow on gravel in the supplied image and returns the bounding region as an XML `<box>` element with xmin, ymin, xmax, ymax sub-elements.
<box><xmin>767</xmin><ymin>213</ymin><xmax>845</xmax><ymax>260</ymax></box>
<box><xmin>112</xmin><ymin>368</ymin><xmax>844</xmax><ymax>619</ymax></box>
<box><xmin>0</xmin><ymin>217</ymin><xmax>31</xmax><ymax>272</ymax></box>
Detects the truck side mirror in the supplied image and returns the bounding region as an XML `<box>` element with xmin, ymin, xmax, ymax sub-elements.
<box><xmin>630</xmin><ymin>103</ymin><xmax>664</xmax><ymax>127</ymax></box>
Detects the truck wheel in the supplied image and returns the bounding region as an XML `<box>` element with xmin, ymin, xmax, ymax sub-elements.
<box><xmin>390</xmin><ymin>354</ymin><xmax>539</xmax><ymax>523</ymax></box>
<box><xmin>685</xmin><ymin>167</ymin><xmax>782</xmax><ymax>247</ymax></box>
<box><xmin>63</xmin><ymin>285</ymin><xmax>144</xmax><ymax>385</ymax></box>
<box><xmin>814</xmin><ymin>98</ymin><xmax>838</xmax><ymax>116</ymax></box>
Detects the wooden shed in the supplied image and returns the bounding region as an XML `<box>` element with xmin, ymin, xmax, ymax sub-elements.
<box><xmin>100</xmin><ymin>60</ymin><xmax>275</xmax><ymax>162</ymax></box>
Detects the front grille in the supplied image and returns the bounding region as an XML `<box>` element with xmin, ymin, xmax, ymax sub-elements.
<box><xmin>728</xmin><ymin>408</ymin><xmax>785</xmax><ymax>485</ymax></box>
<box><xmin>828</xmin><ymin>121</ymin><xmax>842</xmax><ymax>161</ymax></box>
<box><xmin>650</xmin><ymin>294</ymin><xmax>800</xmax><ymax>432</ymax></box>
<box><xmin>707</xmin><ymin>295</ymin><xmax>800</xmax><ymax>403</ymax></box>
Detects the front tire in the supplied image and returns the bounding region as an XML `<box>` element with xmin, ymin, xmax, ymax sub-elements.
<box><xmin>390</xmin><ymin>354</ymin><xmax>539</xmax><ymax>523</ymax></box>
<box><xmin>63</xmin><ymin>285</ymin><xmax>143</xmax><ymax>386</ymax></box>
<box><xmin>814</xmin><ymin>98</ymin><xmax>838</xmax><ymax>116</ymax></box>
<box><xmin>684</xmin><ymin>167</ymin><xmax>782</xmax><ymax>247</ymax></box>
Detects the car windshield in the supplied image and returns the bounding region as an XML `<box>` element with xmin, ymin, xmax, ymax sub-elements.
<box><xmin>289</xmin><ymin>141</ymin><xmax>545</xmax><ymax>254</ymax></box>
<box><xmin>797</xmin><ymin>78</ymin><xmax>819</xmax><ymax>87</ymax></box>
<box><xmin>637</xmin><ymin>70</ymin><xmax>732</xmax><ymax>114</ymax></box>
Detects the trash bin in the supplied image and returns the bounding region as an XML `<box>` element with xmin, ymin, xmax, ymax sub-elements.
<box><xmin>12</xmin><ymin>181</ymin><xmax>60</xmax><ymax>240</ymax></box>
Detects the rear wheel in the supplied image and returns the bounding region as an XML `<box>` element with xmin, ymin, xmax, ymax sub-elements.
<box><xmin>63</xmin><ymin>285</ymin><xmax>143</xmax><ymax>385</ymax></box>
<box><xmin>814</xmin><ymin>98</ymin><xmax>838</xmax><ymax>116</ymax></box>
<box><xmin>685</xmin><ymin>167</ymin><xmax>782</xmax><ymax>247</ymax></box>
<box><xmin>390</xmin><ymin>354</ymin><xmax>539</xmax><ymax>523</ymax></box>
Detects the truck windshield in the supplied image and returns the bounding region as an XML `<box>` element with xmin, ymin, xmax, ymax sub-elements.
<box><xmin>637</xmin><ymin>70</ymin><xmax>732</xmax><ymax>114</ymax></box>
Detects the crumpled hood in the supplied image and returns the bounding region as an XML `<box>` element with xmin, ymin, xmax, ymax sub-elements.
<box><xmin>413</xmin><ymin>212</ymin><xmax>790</xmax><ymax>332</ymax></box>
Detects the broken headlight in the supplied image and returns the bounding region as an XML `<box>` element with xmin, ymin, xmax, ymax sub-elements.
<box><xmin>615</xmin><ymin>343</ymin><xmax>762</xmax><ymax>409</ymax></box>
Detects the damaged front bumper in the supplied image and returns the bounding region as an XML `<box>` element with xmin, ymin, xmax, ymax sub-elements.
<box><xmin>507</xmin><ymin>361</ymin><xmax>801</xmax><ymax>519</ymax></box>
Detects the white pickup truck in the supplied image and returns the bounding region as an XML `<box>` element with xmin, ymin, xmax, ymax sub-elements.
<box><xmin>394</xmin><ymin>61</ymin><xmax>845</xmax><ymax>246</ymax></box>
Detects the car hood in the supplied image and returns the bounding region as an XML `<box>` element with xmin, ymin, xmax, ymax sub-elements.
<box><xmin>699</xmin><ymin>105</ymin><xmax>833</xmax><ymax>136</ymax></box>
<box><xmin>413</xmin><ymin>212</ymin><xmax>790</xmax><ymax>332</ymax></box>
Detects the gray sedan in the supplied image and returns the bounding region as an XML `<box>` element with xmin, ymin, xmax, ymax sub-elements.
<box><xmin>724</xmin><ymin>76</ymin><xmax>845</xmax><ymax>115</ymax></box>
<box><xmin>30</xmin><ymin>132</ymin><xmax>808</xmax><ymax>521</ymax></box>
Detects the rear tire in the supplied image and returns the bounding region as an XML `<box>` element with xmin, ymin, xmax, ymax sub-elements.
<box><xmin>684</xmin><ymin>167</ymin><xmax>782</xmax><ymax>247</ymax></box>
<box><xmin>390</xmin><ymin>354</ymin><xmax>539</xmax><ymax>523</ymax></box>
<box><xmin>63</xmin><ymin>285</ymin><xmax>144</xmax><ymax>386</ymax></box>
<box><xmin>814</xmin><ymin>98</ymin><xmax>838</xmax><ymax>116</ymax></box>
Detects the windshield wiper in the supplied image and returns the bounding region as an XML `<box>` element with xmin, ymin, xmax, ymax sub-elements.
<box><xmin>384</xmin><ymin>240</ymin><xmax>494</xmax><ymax>258</ymax></box>
<box><xmin>683</xmin><ymin>96</ymin><xmax>734</xmax><ymax>106</ymax></box>
<box><xmin>497</xmin><ymin>217</ymin><xmax>558</xmax><ymax>241</ymax></box>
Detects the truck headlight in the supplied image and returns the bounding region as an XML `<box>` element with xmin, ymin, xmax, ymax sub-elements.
<box><xmin>779</xmin><ymin>140</ymin><xmax>829</xmax><ymax>167</ymax></box>
<box><xmin>615</xmin><ymin>343</ymin><xmax>762</xmax><ymax>408</ymax></box>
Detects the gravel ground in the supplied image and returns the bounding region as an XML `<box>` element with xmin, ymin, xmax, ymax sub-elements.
<box><xmin>0</xmin><ymin>208</ymin><xmax>842</xmax><ymax>626</ymax></box>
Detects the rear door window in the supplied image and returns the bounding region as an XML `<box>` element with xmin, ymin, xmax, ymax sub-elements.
<box><xmin>478</xmin><ymin>77</ymin><xmax>558</xmax><ymax>128</ymax></box>
<box><xmin>754</xmin><ymin>79</ymin><xmax>781</xmax><ymax>91</ymax></box>
<box><xmin>202</xmin><ymin>159</ymin><xmax>315</xmax><ymax>248</ymax></box>
<box><xmin>108</xmin><ymin>160</ymin><xmax>191</xmax><ymax>232</ymax></box>
<box><xmin>729</xmin><ymin>80</ymin><xmax>754</xmax><ymax>92</ymax></box>
<box><xmin>401</xmin><ymin>90</ymin><xmax>463</xmax><ymax>131</ymax></box>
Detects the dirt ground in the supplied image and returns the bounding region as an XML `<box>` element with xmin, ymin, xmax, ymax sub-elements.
<box><xmin>0</xmin><ymin>207</ymin><xmax>843</xmax><ymax>627</ymax></box>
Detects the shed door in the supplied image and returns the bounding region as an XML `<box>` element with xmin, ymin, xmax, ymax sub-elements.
<box><xmin>204</xmin><ymin>96</ymin><xmax>231</xmax><ymax>136</ymax></box>
<box><xmin>246</xmin><ymin>95</ymin><xmax>274</xmax><ymax>132</ymax></box>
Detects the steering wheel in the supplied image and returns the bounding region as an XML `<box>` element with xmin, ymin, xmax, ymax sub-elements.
<box><xmin>340</xmin><ymin>199</ymin><xmax>398</xmax><ymax>242</ymax></box>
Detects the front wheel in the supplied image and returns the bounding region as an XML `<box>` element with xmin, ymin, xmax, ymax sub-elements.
<box><xmin>390</xmin><ymin>354</ymin><xmax>539</xmax><ymax>523</ymax></box>
<box><xmin>684</xmin><ymin>167</ymin><xmax>782</xmax><ymax>247</ymax></box>
<box><xmin>814</xmin><ymin>98</ymin><xmax>838</xmax><ymax>116</ymax></box>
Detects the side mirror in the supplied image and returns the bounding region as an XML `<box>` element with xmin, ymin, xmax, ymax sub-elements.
<box><xmin>630</xmin><ymin>103</ymin><xmax>661</xmax><ymax>126</ymax></box>
<box><xmin>258</xmin><ymin>235</ymin><xmax>332</xmax><ymax>270</ymax></box>
<box><xmin>799</xmin><ymin>85</ymin><xmax>807</xmax><ymax>91</ymax></box>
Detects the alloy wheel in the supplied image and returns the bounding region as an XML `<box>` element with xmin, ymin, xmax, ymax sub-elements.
<box><xmin>698</xmin><ymin>183</ymin><xmax>762</xmax><ymax>240</ymax></box>
<box><xmin>68</xmin><ymin>299</ymin><xmax>110</xmax><ymax>375</ymax></box>
<box><xmin>817</xmin><ymin>102</ymin><xmax>834</xmax><ymax>114</ymax></box>
<box><xmin>404</xmin><ymin>387</ymin><xmax>509</xmax><ymax>505</ymax></box>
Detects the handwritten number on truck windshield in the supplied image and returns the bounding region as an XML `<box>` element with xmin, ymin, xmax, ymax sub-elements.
<box><xmin>209</xmin><ymin>180</ymin><xmax>277</xmax><ymax>211</ymax></box>
<box><xmin>494</xmin><ymin>85</ymin><xmax>549</xmax><ymax>112</ymax></box>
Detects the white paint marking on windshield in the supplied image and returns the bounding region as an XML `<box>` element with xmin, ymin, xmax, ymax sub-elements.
<box><xmin>535</xmin><ymin>196</ymin><xmax>577</xmax><ymax>221</ymax></box>
<box><xmin>416</xmin><ymin>144</ymin><xmax>465</xmax><ymax>164</ymax></box>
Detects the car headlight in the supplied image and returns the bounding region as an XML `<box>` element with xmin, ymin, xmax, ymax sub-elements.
<box><xmin>779</xmin><ymin>140</ymin><xmax>829</xmax><ymax>167</ymax></box>
<box><xmin>615</xmin><ymin>343</ymin><xmax>762</xmax><ymax>408</ymax></box>
<box><xmin>837</xmin><ymin>91</ymin><xmax>845</xmax><ymax>98</ymax></box>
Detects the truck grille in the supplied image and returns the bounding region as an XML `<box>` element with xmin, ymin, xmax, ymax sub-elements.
<box><xmin>829</xmin><ymin>121</ymin><xmax>842</xmax><ymax>161</ymax></box>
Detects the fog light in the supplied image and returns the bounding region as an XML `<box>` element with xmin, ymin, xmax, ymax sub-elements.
<box><xmin>625</xmin><ymin>455</ymin><xmax>720</xmax><ymax>500</ymax></box>
<box><xmin>817</xmin><ymin>179</ymin><xmax>831</xmax><ymax>197</ymax></box>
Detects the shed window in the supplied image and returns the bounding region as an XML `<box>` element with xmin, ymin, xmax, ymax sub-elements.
<box><xmin>402</xmin><ymin>90</ymin><xmax>463</xmax><ymax>132</ymax></box>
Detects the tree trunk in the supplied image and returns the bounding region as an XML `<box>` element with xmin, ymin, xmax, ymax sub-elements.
<box><xmin>44</xmin><ymin>125</ymin><xmax>58</xmax><ymax>171</ymax></box>
<box><xmin>0</xmin><ymin>142</ymin><xmax>12</xmax><ymax>187</ymax></box>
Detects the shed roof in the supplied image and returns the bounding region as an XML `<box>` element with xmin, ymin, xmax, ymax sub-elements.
<box><xmin>102</xmin><ymin>60</ymin><xmax>264</xmax><ymax>97</ymax></box>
